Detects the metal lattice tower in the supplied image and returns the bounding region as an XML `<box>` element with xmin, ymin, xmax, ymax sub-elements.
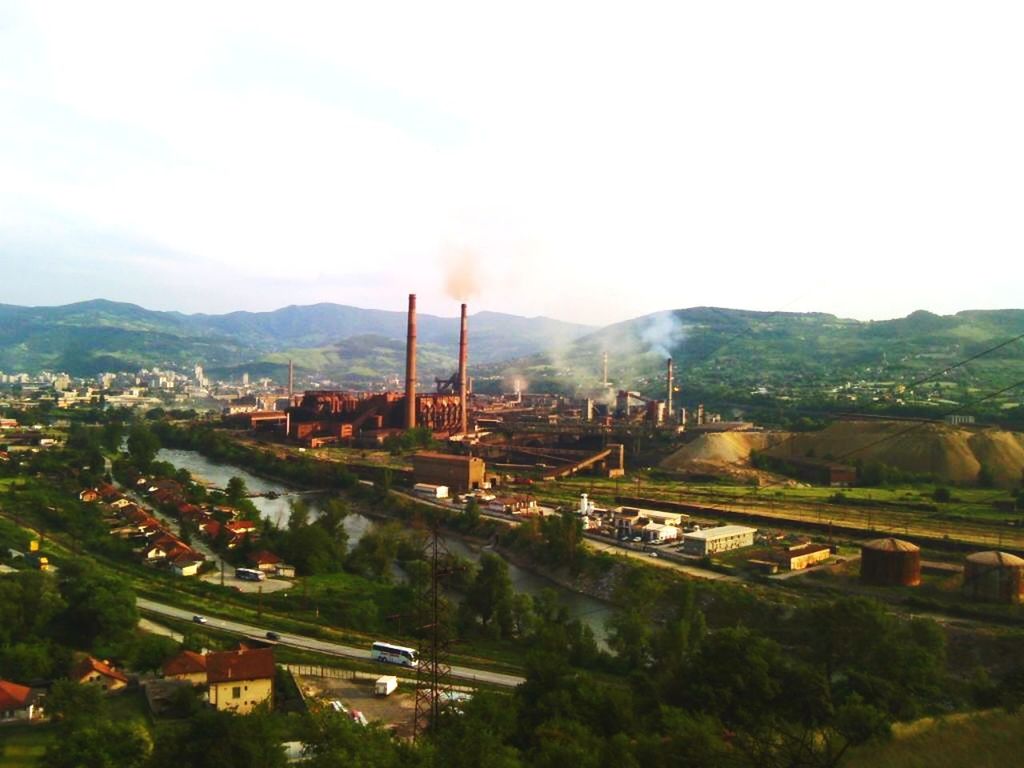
<box><xmin>412</xmin><ymin>520</ymin><xmax>454</xmax><ymax>741</ymax></box>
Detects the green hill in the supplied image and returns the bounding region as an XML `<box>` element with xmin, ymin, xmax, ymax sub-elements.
<box><xmin>0</xmin><ymin>299</ymin><xmax>592</xmax><ymax>380</ymax></box>
<box><xmin>477</xmin><ymin>307</ymin><xmax>1024</xmax><ymax>422</ymax></box>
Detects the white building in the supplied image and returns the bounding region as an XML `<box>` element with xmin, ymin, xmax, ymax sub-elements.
<box><xmin>642</xmin><ymin>522</ymin><xmax>679</xmax><ymax>543</ymax></box>
<box><xmin>681</xmin><ymin>525</ymin><xmax>756</xmax><ymax>556</ymax></box>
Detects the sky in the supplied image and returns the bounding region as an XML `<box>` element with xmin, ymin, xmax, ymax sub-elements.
<box><xmin>1</xmin><ymin>1</ymin><xmax>1022</xmax><ymax>327</ymax></box>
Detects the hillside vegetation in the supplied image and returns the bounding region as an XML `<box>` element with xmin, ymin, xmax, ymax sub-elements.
<box><xmin>0</xmin><ymin>299</ymin><xmax>591</xmax><ymax>378</ymax></box>
<box><xmin>484</xmin><ymin>307</ymin><xmax>1024</xmax><ymax>424</ymax></box>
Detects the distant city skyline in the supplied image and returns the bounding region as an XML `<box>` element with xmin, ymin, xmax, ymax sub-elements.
<box><xmin>2</xmin><ymin>2</ymin><xmax>1022</xmax><ymax>326</ymax></box>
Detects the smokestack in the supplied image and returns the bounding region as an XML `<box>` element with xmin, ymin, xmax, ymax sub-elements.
<box><xmin>602</xmin><ymin>351</ymin><xmax>609</xmax><ymax>386</ymax></box>
<box><xmin>458</xmin><ymin>303</ymin><xmax>468</xmax><ymax>434</ymax></box>
<box><xmin>288</xmin><ymin>359</ymin><xmax>294</xmax><ymax>400</ymax></box>
<box><xmin>405</xmin><ymin>293</ymin><xmax>417</xmax><ymax>429</ymax></box>
<box><xmin>666</xmin><ymin>358</ymin><xmax>673</xmax><ymax>417</ymax></box>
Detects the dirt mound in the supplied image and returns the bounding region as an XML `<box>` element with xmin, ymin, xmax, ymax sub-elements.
<box><xmin>765</xmin><ymin>420</ymin><xmax>1024</xmax><ymax>488</ymax></box>
<box><xmin>661</xmin><ymin>432</ymin><xmax>783</xmax><ymax>469</ymax></box>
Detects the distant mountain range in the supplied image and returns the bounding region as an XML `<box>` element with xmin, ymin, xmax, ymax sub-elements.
<box><xmin>0</xmin><ymin>299</ymin><xmax>594</xmax><ymax>381</ymax></box>
<box><xmin>2</xmin><ymin>301</ymin><xmax>1022</xmax><ymax>410</ymax></box>
<box><xmin>482</xmin><ymin>307</ymin><xmax>1024</xmax><ymax>407</ymax></box>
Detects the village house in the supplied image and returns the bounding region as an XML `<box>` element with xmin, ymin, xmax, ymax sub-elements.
<box><xmin>170</xmin><ymin>551</ymin><xmax>205</xmax><ymax>577</ymax></box>
<box><xmin>0</xmin><ymin>679</ymin><xmax>41</xmax><ymax>723</ymax></box>
<box><xmin>162</xmin><ymin>651</ymin><xmax>208</xmax><ymax>685</ymax></box>
<box><xmin>72</xmin><ymin>657</ymin><xmax>129</xmax><ymax>692</ymax></box>
<box><xmin>248</xmin><ymin>550</ymin><xmax>282</xmax><ymax>573</ymax></box>
<box><xmin>206</xmin><ymin>647</ymin><xmax>275</xmax><ymax>714</ymax></box>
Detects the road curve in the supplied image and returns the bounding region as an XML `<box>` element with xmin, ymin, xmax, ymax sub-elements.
<box><xmin>137</xmin><ymin>598</ymin><xmax>525</xmax><ymax>689</ymax></box>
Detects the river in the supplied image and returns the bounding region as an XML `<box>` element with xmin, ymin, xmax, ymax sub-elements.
<box><xmin>156</xmin><ymin>448</ymin><xmax>612</xmax><ymax>644</ymax></box>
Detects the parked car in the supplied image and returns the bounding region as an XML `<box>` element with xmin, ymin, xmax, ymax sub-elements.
<box><xmin>266</xmin><ymin>631</ymin><xmax>280</xmax><ymax>641</ymax></box>
<box><xmin>192</xmin><ymin>615</ymin><xmax>207</xmax><ymax>624</ymax></box>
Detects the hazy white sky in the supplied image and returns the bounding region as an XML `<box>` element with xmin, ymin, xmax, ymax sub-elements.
<box><xmin>1</xmin><ymin>1</ymin><xmax>1021</xmax><ymax>326</ymax></box>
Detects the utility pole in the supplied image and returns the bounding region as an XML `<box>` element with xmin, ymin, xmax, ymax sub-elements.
<box><xmin>413</xmin><ymin>520</ymin><xmax>455</xmax><ymax>742</ymax></box>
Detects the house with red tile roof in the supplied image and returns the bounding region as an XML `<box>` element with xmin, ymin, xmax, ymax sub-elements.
<box><xmin>170</xmin><ymin>551</ymin><xmax>205</xmax><ymax>577</ymax></box>
<box><xmin>162</xmin><ymin>651</ymin><xmax>208</xmax><ymax>685</ymax></box>
<box><xmin>206</xmin><ymin>648</ymin><xmax>275</xmax><ymax>713</ymax></box>
<box><xmin>248</xmin><ymin>550</ymin><xmax>282</xmax><ymax>572</ymax></box>
<box><xmin>0</xmin><ymin>679</ymin><xmax>40</xmax><ymax>722</ymax></box>
<box><xmin>71</xmin><ymin>657</ymin><xmax>129</xmax><ymax>692</ymax></box>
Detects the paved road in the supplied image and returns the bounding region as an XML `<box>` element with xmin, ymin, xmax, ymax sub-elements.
<box><xmin>137</xmin><ymin>598</ymin><xmax>525</xmax><ymax>689</ymax></box>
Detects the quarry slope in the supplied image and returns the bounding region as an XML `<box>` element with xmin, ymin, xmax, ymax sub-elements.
<box><xmin>661</xmin><ymin>421</ymin><xmax>1024</xmax><ymax>488</ymax></box>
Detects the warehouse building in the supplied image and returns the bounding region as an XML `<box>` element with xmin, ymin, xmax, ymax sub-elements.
<box><xmin>411</xmin><ymin>452</ymin><xmax>486</xmax><ymax>494</ymax></box>
<box><xmin>682</xmin><ymin>525</ymin><xmax>756</xmax><ymax>556</ymax></box>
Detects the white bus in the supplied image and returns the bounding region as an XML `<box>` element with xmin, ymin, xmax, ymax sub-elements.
<box><xmin>371</xmin><ymin>641</ymin><xmax>418</xmax><ymax>667</ymax></box>
<box><xmin>235</xmin><ymin>567</ymin><xmax>266</xmax><ymax>582</ymax></box>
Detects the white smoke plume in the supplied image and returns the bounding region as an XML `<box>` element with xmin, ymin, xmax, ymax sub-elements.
<box><xmin>640</xmin><ymin>311</ymin><xmax>686</xmax><ymax>359</ymax></box>
<box><xmin>440</xmin><ymin>243</ymin><xmax>482</xmax><ymax>301</ymax></box>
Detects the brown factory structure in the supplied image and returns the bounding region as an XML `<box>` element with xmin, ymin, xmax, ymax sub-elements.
<box><xmin>411</xmin><ymin>452</ymin><xmax>486</xmax><ymax>494</ymax></box>
<box><xmin>283</xmin><ymin>293</ymin><xmax>471</xmax><ymax>446</ymax></box>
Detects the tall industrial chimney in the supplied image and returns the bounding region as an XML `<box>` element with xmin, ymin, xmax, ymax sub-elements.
<box><xmin>288</xmin><ymin>359</ymin><xmax>294</xmax><ymax>400</ymax></box>
<box><xmin>666</xmin><ymin>358</ymin><xmax>674</xmax><ymax>417</ymax></box>
<box><xmin>405</xmin><ymin>293</ymin><xmax>417</xmax><ymax>429</ymax></box>
<box><xmin>602</xmin><ymin>351</ymin><xmax>609</xmax><ymax>386</ymax></box>
<box><xmin>458</xmin><ymin>303</ymin><xmax>468</xmax><ymax>434</ymax></box>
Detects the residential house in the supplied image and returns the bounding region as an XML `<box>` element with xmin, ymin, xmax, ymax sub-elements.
<box><xmin>248</xmin><ymin>551</ymin><xmax>282</xmax><ymax>573</ymax></box>
<box><xmin>78</xmin><ymin>488</ymin><xmax>100</xmax><ymax>503</ymax></box>
<box><xmin>162</xmin><ymin>651</ymin><xmax>208</xmax><ymax>685</ymax></box>
<box><xmin>170</xmin><ymin>552</ymin><xmax>205</xmax><ymax>577</ymax></box>
<box><xmin>0</xmin><ymin>679</ymin><xmax>40</xmax><ymax>722</ymax></box>
<box><xmin>72</xmin><ymin>657</ymin><xmax>129</xmax><ymax>692</ymax></box>
<box><xmin>206</xmin><ymin>648</ymin><xmax>275</xmax><ymax>714</ymax></box>
<box><xmin>224</xmin><ymin>520</ymin><xmax>258</xmax><ymax>548</ymax></box>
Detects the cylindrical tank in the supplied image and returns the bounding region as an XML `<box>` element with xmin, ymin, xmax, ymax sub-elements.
<box><xmin>859</xmin><ymin>538</ymin><xmax>921</xmax><ymax>586</ymax></box>
<box><xmin>963</xmin><ymin>551</ymin><xmax>1024</xmax><ymax>604</ymax></box>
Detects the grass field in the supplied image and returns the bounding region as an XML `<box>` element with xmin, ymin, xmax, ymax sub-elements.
<box><xmin>0</xmin><ymin>726</ymin><xmax>54</xmax><ymax>768</ymax></box>
<box><xmin>844</xmin><ymin>709</ymin><xmax>1024</xmax><ymax>768</ymax></box>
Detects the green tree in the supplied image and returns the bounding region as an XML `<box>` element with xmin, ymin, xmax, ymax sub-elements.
<box><xmin>56</xmin><ymin>560</ymin><xmax>138</xmax><ymax>651</ymax></box>
<box><xmin>465</xmin><ymin>553</ymin><xmax>515</xmax><ymax>637</ymax></box>
<box><xmin>149</xmin><ymin>707</ymin><xmax>286</xmax><ymax>768</ymax></box>
<box><xmin>226</xmin><ymin>476</ymin><xmax>248</xmax><ymax>504</ymax></box>
<box><xmin>46</xmin><ymin>719</ymin><xmax>151</xmax><ymax>768</ymax></box>
<box><xmin>126</xmin><ymin>422</ymin><xmax>160</xmax><ymax>471</ymax></box>
<box><xmin>44</xmin><ymin>679</ymin><xmax>106</xmax><ymax>725</ymax></box>
<box><xmin>300</xmin><ymin>709</ymin><xmax>407</xmax><ymax>768</ymax></box>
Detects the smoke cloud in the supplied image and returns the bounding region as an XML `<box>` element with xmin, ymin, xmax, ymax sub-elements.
<box><xmin>441</xmin><ymin>244</ymin><xmax>482</xmax><ymax>301</ymax></box>
<box><xmin>640</xmin><ymin>311</ymin><xmax>686</xmax><ymax>359</ymax></box>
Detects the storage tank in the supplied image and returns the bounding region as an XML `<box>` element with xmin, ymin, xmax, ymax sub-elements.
<box><xmin>963</xmin><ymin>551</ymin><xmax>1024</xmax><ymax>604</ymax></box>
<box><xmin>859</xmin><ymin>537</ymin><xmax>921</xmax><ymax>586</ymax></box>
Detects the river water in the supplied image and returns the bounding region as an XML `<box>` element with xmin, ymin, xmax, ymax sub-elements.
<box><xmin>156</xmin><ymin>448</ymin><xmax>612</xmax><ymax>643</ymax></box>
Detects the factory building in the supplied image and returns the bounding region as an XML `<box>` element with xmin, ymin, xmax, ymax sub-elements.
<box><xmin>963</xmin><ymin>551</ymin><xmax>1024</xmax><ymax>604</ymax></box>
<box><xmin>859</xmin><ymin>538</ymin><xmax>921</xmax><ymax>587</ymax></box>
<box><xmin>681</xmin><ymin>525</ymin><xmax>756</xmax><ymax>556</ymax></box>
<box><xmin>411</xmin><ymin>452</ymin><xmax>486</xmax><ymax>494</ymax></box>
<box><xmin>283</xmin><ymin>293</ymin><xmax>470</xmax><ymax>446</ymax></box>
